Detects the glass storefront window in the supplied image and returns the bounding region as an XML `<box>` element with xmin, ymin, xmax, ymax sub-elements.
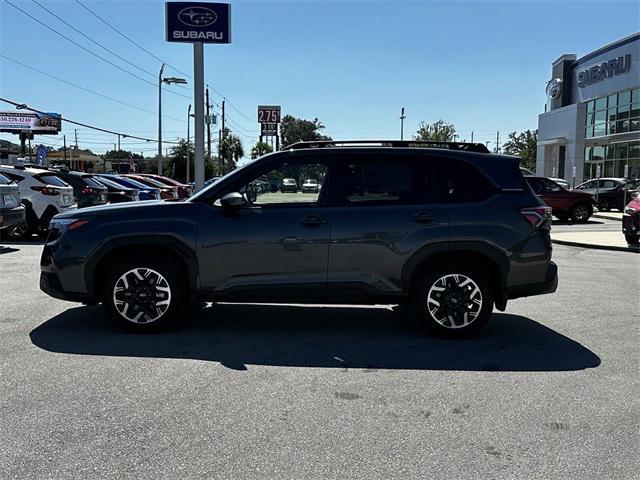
<box><xmin>630</xmin><ymin>142</ymin><xmax>640</xmax><ymax>160</ymax></box>
<box><xmin>594</xmin><ymin>110</ymin><xmax>606</xmax><ymax>122</ymax></box>
<box><xmin>617</xmin><ymin>120</ymin><xmax>629</xmax><ymax>133</ymax></box>
<box><xmin>595</xmin><ymin>97</ymin><xmax>607</xmax><ymax>110</ymax></box>
<box><xmin>631</xmin><ymin>103</ymin><xmax>640</xmax><ymax>118</ymax></box>
<box><xmin>607</xmin><ymin>108</ymin><xmax>617</xmax><ymax>122</ymax></box>
<box><xmin>586</xmin><ymin>100</ymin><xmax>595</xmax><ymax>114</ymax></box>
<box><xmin>619</xmin><ymin>90</ymin><xmax>631</xmax><ymax>106</ymax></box>
<box><xmin>585</xmin><ymin>126</ymin><xmax>593</xmax><ymax>138</ymax></box>
<box><xmin>631</xmin><ymin>118</ymin><xmax>640</xmax><ymax>132</ymax></box>
<box><xmin>594</xmin><ymin>123</ymin><xmax>606</xmax><ymax>137</ymax></box>
<box><xmin>618</xmin><ymin>103</ymin><xmax>630</xmax><ymax>115</ymax></box>
<box><xmin>592</xmin><ymin>145</ymin><xmax>605</xmax><ymax>160</ymax></box>
<box><xmin>607</xmin><ymin>94</ymin><xmax>617</xmax><ymax>107</ymax></box>
<box><xmin>632</xmin><ymin>89</ymin><xmax>640</xmax><ymax>102</ymax></box>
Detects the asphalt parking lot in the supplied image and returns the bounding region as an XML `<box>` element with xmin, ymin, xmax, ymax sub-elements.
<box><xmin>1</xmin><ymin>241</ymin><xmax>638</xmax><ymax>479</ymax></box>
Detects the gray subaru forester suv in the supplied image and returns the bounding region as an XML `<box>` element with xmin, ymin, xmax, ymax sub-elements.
<box><xmin>40</xmin><ymin>140</ymin><xmax>557</xmax><ymax>336</ymax></box>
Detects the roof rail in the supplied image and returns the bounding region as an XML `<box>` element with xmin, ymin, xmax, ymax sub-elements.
<box><xmin>283</xmin><ymin>139</ymin><xmax>490</xmax><ymax>153</ymax></box>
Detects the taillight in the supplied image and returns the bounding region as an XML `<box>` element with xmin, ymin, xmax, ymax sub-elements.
<box><xmin>31</xmin><ymin>185</ymin><xmax>60</xmax><ymax>196</ymax></box>
<box><xmin>520</xmin><ymin>206</ymin><xmax>552</xmax><ymax>229</ymax></box>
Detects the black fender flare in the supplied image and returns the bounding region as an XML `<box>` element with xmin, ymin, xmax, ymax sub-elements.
<box><xmin>84</xmin><ymin>234</ymin><xmax>199</xmax><ymax>294</ymax></box>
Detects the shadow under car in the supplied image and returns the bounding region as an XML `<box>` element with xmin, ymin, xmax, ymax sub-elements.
<box><xmin>30</xmin><ymin>304</ymin><xmax>601</xmax><ymax>372</ymax></box>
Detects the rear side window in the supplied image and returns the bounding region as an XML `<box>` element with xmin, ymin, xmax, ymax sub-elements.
<box><xmin>82</xmin><ymin>176</ymin><xmax>106</xmax><ymax>188</ymax></box>
<box><xmin>0</xmin><ymin>173</ymin><xmax>12</xmax><ymax>184</ymax></box>
<box><xmin>36</xmin><ymin>174</ymin><xmax>68</xmax><ymax>187</ymax></box>
<box><xmin>440</xmin><ymin>159</ymin><xmax>496</xmax><ymax>202</ymax></box>
<box><xmin>1</xmin><ymin>171</ymin><xmax>24</xmax><ymax>182</ymax></box>
<box><xmin>345</xmin><ymin>160</ymin><xmax>413</xmax><ymax>204</ymax></box>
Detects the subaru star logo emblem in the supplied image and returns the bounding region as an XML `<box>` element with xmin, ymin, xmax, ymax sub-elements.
<box><xmin>178</xmin><ymin>7</ymin><xmax>217</xmax><ymax>27</ymax></box>
<box><xmin>546</xmin><ymin>78</ymin><xmax>563</xmax><ymax>100</ymax></box>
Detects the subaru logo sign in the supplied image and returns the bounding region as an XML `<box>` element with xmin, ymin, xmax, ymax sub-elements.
<box><xmin>178</xmin><ymin>7</ymin><xmax>217</xmax><ymax>27</ymax></box>
<box><xmin>166</xmin><ymin>2</ymin><xmax>231</xmax><ymax>44</ymax></box>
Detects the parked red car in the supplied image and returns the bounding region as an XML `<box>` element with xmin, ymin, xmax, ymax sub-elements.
<box><xmin>125</xmin><ymin>174</ymin><xmax>179</xmax><ymax>200</ymax></box>
<box><xmin>622</xmin><ymin>192</ymin><xmax>640</xmax><ymax>245</ymax></box>
<box><xmin>137</xmin><ymin>174</ymin><xmax>192</xmax><ymax>199</ymax></box>
<box><xmin>525</xmin><ymin>176</ymin><xmax>596</xmax><ymax>223</ymax></box>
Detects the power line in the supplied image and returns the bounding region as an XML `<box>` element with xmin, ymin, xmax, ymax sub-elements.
<box><xmin>74</xmin><ymin>0</ymin><xmax>193</xmax><ymax>81</ymax></box>
<box><xmin>31</xmin><ymin>0</ymin><xmax>156</xmax><ymax>79</ymax></box>
<box><xmin>4</xmin><ymin>0</ymin><xmax>191</xmax><ymax>100</ymax></box>
<box><xmin>0</xmin><ymin>55</ymin><xmax>184</xmax><ymax>123</ymax></box>
<box><xmin>0</xmin><ymin>97</ymin><xmax>181</xmax><ymax>144</ymax></box>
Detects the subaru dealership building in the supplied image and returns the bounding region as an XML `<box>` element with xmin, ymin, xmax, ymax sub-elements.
<box><xmin>537</xmin><ymin>33</ymin><xmax>639</xmax><ymax>185</ymax></box>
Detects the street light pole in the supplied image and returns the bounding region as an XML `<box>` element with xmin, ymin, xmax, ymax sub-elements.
<box><xmin>157</xmin><ymin>63</ymin><xmax>165</xmax><ymax>175</ymax></box>
<box><xmin>186</xmin><ymin>104</ymin><xmax>191</xmax><ymax>184</ymax></box>
<box><xmin>399</xmin><ymin>107</ymin><xmax>406</xmax><ymax>140</ymax></box>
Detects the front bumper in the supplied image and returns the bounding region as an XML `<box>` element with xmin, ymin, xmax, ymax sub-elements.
<box><xmin>0</xmin><ymin>205</ymin><xmax>26</xmax><ymax>229</ymax></box>
<box><xmin>622</xmin><ymin>212</ymin><xmax>639</xmax><ymax>235</ymax></box>
<box><xmin>40</xmin><ymin>271</ymin><xmax>94</xmax><ymax>303</ymax></box>
<box><xmin>506</xmin><ymin>261</ymin><xmax>558</xmax><ymax>300</ymax></box>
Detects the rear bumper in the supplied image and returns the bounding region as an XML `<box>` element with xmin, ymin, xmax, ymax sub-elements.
<box><xmin>0</xmin><ymin>205</ymin><xmax>26</xmax><ymax>229</ymax></box>
<box><xmin>506</xmin><ymin>261</ymin><xmax>558</xmax><ymax>300</ymax></box>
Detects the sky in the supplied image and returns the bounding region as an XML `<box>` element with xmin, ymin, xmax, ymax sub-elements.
<box><xmin>1</xmin><ymin>0</ymin><xmax>639</xmax><ymax>159</ymax></box>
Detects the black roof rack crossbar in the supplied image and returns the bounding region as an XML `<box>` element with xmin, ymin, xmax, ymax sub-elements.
<box><xmin>284</xmin><ymin>140</ymin><xmax>490</xmax><ymax>153</ymax></box>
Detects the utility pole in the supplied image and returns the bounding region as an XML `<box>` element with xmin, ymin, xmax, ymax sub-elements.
<box><xmin>117</xmin><ymin>134</ymin><xmax>121</xmax><ymax>151</ymax></box>
<box><xmin>74</xmin><ymin>129</ymin><xmax>79</xmax><ymax>170</ymax></box>
<box><xmin>186</xmin><ymin>104</ymin><xmax>191</xmax><ymax>183</ymax></box>
<box><xmin>157</xmin><ymin>63</ymin><xmax>165</xmax><ymax>175</ymax></box>
<box><xmin>205</xmin><ymin>87</ymin><xmax>212</xmax><ymax>162</ymax></box>
<box><xmin>193</xmin><ymin>42</ymin><xmax>205</xmax><ymax>191</ymax></box>
<box><xmin>220</xmin><ymin>99</ymin><xmax>226</xmax><ymax>173</ymax></box>
<box><xmin>495</xmin><ymin>131</ymin><xmax>500</xmax><ymax>153</ymax></box>
<box><xmin>471</xmin><ymin>131</ymin><xmax>474</xmax><ymax>142</ymax></box>
<box><xmin>399</xmin><ymin>107</ymin><xmax>406</xmax><ymax>140</ymax></box>
<box><xmin>63</xmin><ymin>135</ymin><xmax>67</xmax><ymax>164</ymax></box>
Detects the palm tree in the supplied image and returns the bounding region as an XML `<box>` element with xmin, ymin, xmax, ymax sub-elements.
<box><xmin>250</xmin><ymin>141</ymin><xmax>273</xmax><ymax>160</ymax></box>
<box><xmin>220</xmin><ymin>132</ymin><xmax>244</xmax><ymax>173</ymax></box>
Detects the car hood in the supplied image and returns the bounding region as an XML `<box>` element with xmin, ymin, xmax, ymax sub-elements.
<box><xmin>54</xmin><ymin>200</ymin><xmax>167</xmax><ymax>219</ymax></box>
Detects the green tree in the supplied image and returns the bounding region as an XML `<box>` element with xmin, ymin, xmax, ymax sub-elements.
<box><xmin>219</xmin><ymin>132</ymin><xmax>244</xmax><ymax>173</ymax></box>
<box><xmin>280</xmin><ymin>115</ymin><xmax>332</xmax><ymax>148</ymax></box>
<box><xmin>502</xmin><ymin>129</ymin><xmax>538</xmax><ymax>171</ymax></box>
<box><xmin>102</xmin><ymin>149</ymin><xmax>143</xmax><ymax>160</ymax></box>
<box><xmin>250</xmin><ymin>141</ymin><xmax>273</xmax><ymax>160</ymax></box>
<box><xmin>413</xmin><ymin>119</ymin><xmax>457</xmax><ymax>142</ymax></box>
<box><xmin>166</xmin><ymin>139</ymin><xmax>217</xmax><ymax>182</ymax></box>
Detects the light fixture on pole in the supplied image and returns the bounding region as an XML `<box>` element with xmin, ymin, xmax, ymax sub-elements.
<box><xmin>157</xmin><ymin>63</ymin><xmax>187</xmax><ymax>175</ymax></box>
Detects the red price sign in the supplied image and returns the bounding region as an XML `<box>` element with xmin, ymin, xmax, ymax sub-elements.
<box><xmin>258</xmin><ymin>105</ymin><xmax>281</xmax><ymax>124</ymax></box>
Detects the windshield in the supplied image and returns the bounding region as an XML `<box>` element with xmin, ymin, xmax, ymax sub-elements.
<box><xmin>95</xmin><ymin>176</ymin><xmax>130</xmax><ymax>190</ymax></box>
<box><xmin>106</xmin><ymin>176</ymin><xmax>153</xmax><ymax>191</ymax></box>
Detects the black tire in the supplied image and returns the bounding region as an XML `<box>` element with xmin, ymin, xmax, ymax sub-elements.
<box><xmin>625</xmin><ymin>233</ymin><xmax>639</xmax><ymax>245</ymax></box>
<box><xmin>6</xmin><ymin>221</ymin><xmax>30</xmax><ymax>240</ymax></box>
<box><xmin>414</xmin><ymin>266</ymin><xmax>494</xmax><ymax>337</ymax></box>
<box><xmin>570</xmin><ymin>203</ymin><xmax>592</xmax><ymax>223</ymax></box>
<box><xmin>102</xmin><ymin>256</ymin><xmax>186</xmax><ymax>332</ymax></box>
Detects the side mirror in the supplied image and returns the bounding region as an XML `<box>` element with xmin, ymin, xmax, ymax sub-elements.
<box><xmin>220</xmin><ymin>192</ymin><xmax>244</xmax><ymax>211</ymax></box>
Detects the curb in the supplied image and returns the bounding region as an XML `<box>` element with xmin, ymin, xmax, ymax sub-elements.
<box><xmin>552</xmin><ymin>238</ymin><xmax>639</xmax><ymax>253</ymax></box>
<box><xmin>593</xmin><ymin>213</ymin><xmax>622</xmax><ymax>221</ymax></box>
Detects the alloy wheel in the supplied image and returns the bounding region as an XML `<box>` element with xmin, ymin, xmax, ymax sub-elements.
<box><xmin>573</xmin><ymin>205</ymin><xmax>589</xmax><ymax>221</ymax></box>
<box><xmin>112</xmin><ymin>268</ymin><xmax>172</xmax><ymax>324</ymax></box>
<box><xmin>426</xmin><ymin>274</ymin><xmax>483</xmax><ymax>329</ymax></box>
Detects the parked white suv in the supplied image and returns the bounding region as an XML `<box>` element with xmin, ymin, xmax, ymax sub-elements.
<box><xmin>0</xmin><ymin>165</ymin><xmax>76</xmax><ymax>239</ymax></box>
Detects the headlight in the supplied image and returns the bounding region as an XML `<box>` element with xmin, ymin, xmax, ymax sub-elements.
<box><xmin>48</xmin><ymin>218</ymin><xmax>90</xmax><ymax>241</ymax></box>
<box><xmin>2</xmin><ymin>194</ymin><xmax>18</xmax><ymax>207</ymax></box>
<box><xmin>624</xmin><ymin>206</ymin><xmax>638</xmax><ymax>215</ymax></box>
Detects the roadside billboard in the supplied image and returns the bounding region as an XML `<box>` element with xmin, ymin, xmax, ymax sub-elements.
<box><xmin>0</xmin><ymin>111</ymin><xmax>62</xmax><ymax>134</ymax></box>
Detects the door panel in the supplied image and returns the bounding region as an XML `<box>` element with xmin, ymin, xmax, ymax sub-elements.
<box><xmin>197</xmin><ymin>205</ymin><xmax>332</xmax><ymax>298</ymax></box>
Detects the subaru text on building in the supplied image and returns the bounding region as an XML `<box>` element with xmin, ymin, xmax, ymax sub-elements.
<box><xmin>40</xmin><ymin>141</ymin><xmax>558</xmax><ymax>336</ymax></box>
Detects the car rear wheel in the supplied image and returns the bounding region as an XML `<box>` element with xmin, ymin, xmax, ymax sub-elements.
<box><xmin>415</xmin><ymin>267</ymin><xmax>494</xmax><ymax>337</ymax></box>
<box><xmin>598</xmin><ymin>199</ymin><xmax>610</xmax><ymax>211</ymax></box>
<box><xmin>571</xmin><ymin>203</ymin><xmax>591</xmax><ymax>223</ymax></box>
<box><xmin>102</xmin><ymin>257</ymin><xmax>185</xmax><ymax>332</ymax></box>
<box><xmin>625</xmin><ymin>233</ymin><xmax>639</xmax><ymax>245</ymax></box>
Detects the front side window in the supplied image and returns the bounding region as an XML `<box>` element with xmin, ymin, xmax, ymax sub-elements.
<box><xmin>236</xmin><ymin>161</ymin><xmax>328</xmax><ymax>206</ymax></box>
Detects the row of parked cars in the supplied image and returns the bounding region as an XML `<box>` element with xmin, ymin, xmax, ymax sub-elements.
<box><xmin>0</xmin><ymin>164</ymin><xmax>192</xmax><ymax>240</ymax></box>
<box><xmin>520</xmin><ymin>168</ymin><xmax>640</xmax><ymax>244</ymax></box>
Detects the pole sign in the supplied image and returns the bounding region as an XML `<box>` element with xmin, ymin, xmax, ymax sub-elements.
<box><xmin>35</xmin><ymin>145</ymin><xmax>48</xmax><ymax>166</ymax></box>
<box><xmin>261</xmin><ymin>123</ymin><xmax>278</xmax><ymax>136</ymax></box>
<box><xmin>258</xmin><ymin>105</ymin><xmax>281</xmax><ymax>124</ymax></box>
<box><xmin>165</xmin><ymin>2</ymin><xmax>231</xmax><ymax>43</ymax></box>
<box><xmin>0</xmin><ymin>111</ymin><xmax>61</xmax><ymax>134</ymax></box>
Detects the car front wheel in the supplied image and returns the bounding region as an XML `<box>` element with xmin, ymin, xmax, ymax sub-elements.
<box><xmin>102</xmin><ymin>257</ymin><xmax>185</xmax><ymax>331</ymax></box>
<box><xmin>415</xmin><ymin>268</ymin><xmax>493</xmax><ymax>337</ymax></box>
<box><xmin>571</xmin><ymin>203</ymin><xmax>592</xmax><ymax>223</ymax></box>
<box><xmin>625</xmin><ymin>233</ymin><xmax>639</xmax><ymax>245</ymax></box>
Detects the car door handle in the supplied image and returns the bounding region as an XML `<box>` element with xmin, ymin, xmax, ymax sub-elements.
<box><xmin>413</xmin><ymin>211</ymin><xmax>435</xmax><ymax>223</ymax></box>
<box><xmin>300</xmin><ymin>215</ymin><xmax>327</xmax><ymax>226</ymax></box>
